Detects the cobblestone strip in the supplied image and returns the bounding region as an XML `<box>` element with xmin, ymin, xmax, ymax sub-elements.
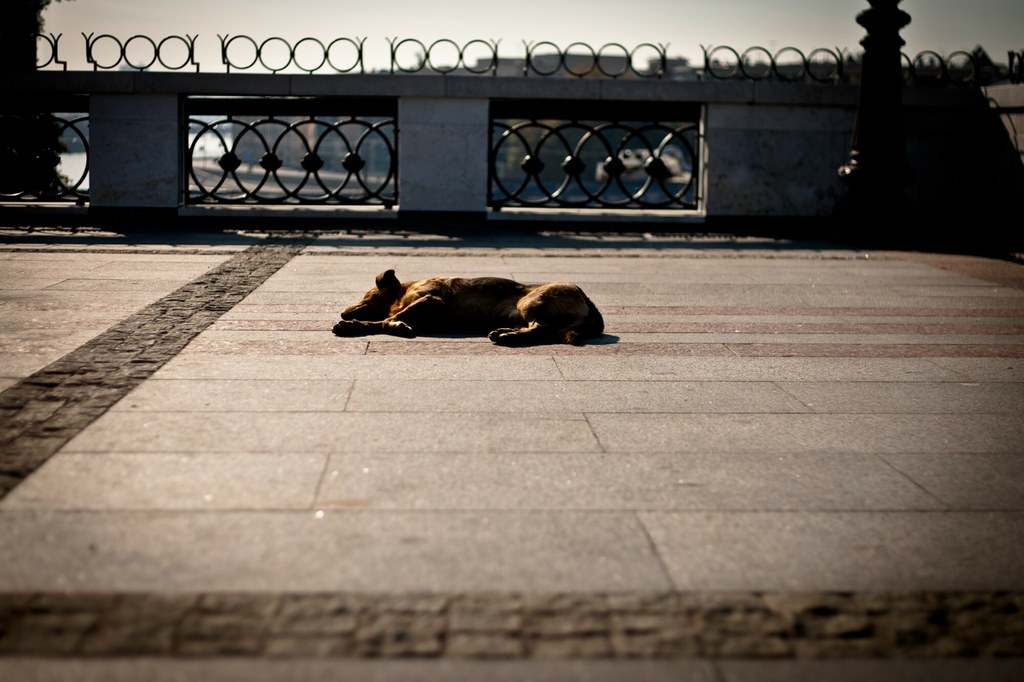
<box><xmin>0</xmin><ymin>591</ymin><xmax>1021</xmax><ymax>658</ymax></box>
<box><xmin>0</xmin><ymin>238</ymin><xmax>309</xmax><ymax>500</ymax></box>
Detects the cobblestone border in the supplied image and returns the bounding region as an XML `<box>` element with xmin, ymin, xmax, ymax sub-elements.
<box><xmin>0</xmin><ymin>592</ymin><xmax>1021</xmax><ymax>658</ymax></box>
<box><xmin>0</xmin><ymin>238</ymin><xmax>309</xmax><ymax>499</ymax></box>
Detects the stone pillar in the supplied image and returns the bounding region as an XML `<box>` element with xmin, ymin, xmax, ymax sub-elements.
<box><xmin>397</xmin><ymin>97</ymin><xmax>489</xmax><ymax>223</ymax></box>
<box><xmin>836</xmin><ymin>0</ymin><xmax>913</xmax><ymax>236</ymax></box>
<box><xmin>88</xmin><ymin>94</ymin><xmax>181</xmax><ymax>221</ymax></box>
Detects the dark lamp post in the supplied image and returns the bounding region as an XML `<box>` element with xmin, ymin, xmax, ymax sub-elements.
<box><xmin>836</xmin><ymin>0</ymin><xmax>914</xmax><ymax>236</ymax></box>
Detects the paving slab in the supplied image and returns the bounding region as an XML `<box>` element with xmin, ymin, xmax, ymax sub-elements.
<box><xmin>588</xmin><ymin>412</ymin><xmax>1024</xmax><ymax>454</ymax></box>
<box><xmin>182</xmin><ymin>330</ymin><xmax>369</xmax><ymax>355</ymax></box>
<box><xmin>927</xmin><ymin>356</ymin><xmax>1024</xmax><ymax>381</ymax></box>
<box><xmin>60</xmin><ymin>410</ymin><xmax>601</xmax><ymax>454</ymax></box>
<box><xmin>777</xmin><ymin>380</ymin><xmax>1024</xmax><ymax>413</ymax></box>
<box><xmin>639</xmin><ymin>511</ymin><xmax>1024</xmax><ymax>591</ymax></box>
<box><xmin>113</xmin><ymin>379</ymin><xmax>356</xmax><ymax>413</ymax></box>
<box><xmin>0</xmin><ymin>289</ymin><xmax>184</xmax><ymax>311</ymax></box>
<box><xmin>0</xmin><ymin>251</ymin><xmax>232</xmax><ymax>384</ymax></box>
<box><xmin>343</xmin><ymin>379</ymin><xmax>810</xmax><ymax>413</ymax></box>
<box><xmin>551</xmin><ymin>356</ymin><xmax>973</xmax><ymax>381</ymax></box>
<box><xmin>156</xmin><ymin>354</ymin><xmax>564</xmax><ymax>381</ymax></box>
<box><xmin>0</xmin><ymin>510</ymin><xmax>669</xmax><ymax>592</ymax></box>
<box><xmin>313</xmin><ymin>451</ymin><xmax>942</xmax><ymax>511</ymax></box>
<box><xmin>879</xmin><ymin>453</ymin><xmax>1024</xmax><ymax>510</ymax></box>
<box><xmin>2</xmin><ymin>452</ymin><xmax>327</xmax><ymax>510</ymax></box>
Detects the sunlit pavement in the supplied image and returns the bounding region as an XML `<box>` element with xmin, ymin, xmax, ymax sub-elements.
<box><xmin>1</xmin><ymin>227</ymin><xmax>1022</xmax><ymax>680</ymax></box>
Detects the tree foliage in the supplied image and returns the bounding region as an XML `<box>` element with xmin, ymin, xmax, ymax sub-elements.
<box><xmin>0</xmin><ymin>0</ymin><xmax>70</xmax><ymax>69</ymax></box>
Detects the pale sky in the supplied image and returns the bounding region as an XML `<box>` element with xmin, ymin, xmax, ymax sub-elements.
<box><xmin>39</xmin><ymin>0</ymin><xmax>1023</xmax><ymax>72</ymax></box>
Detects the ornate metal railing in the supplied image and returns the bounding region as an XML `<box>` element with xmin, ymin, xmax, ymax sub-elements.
<box><xmin>900</xmin><ymin>49</ymin><xmax>994</xmax><ymax>85</ymax></box>
<box><xmin>30</xmin><ymin>32</ymin><xmax>1016</xmax><ymax>85</ymax></box>
<box><xmin>0</xmin><ymin>110</ymin><xmax>89</xmax><ymax>203</ymax></box>
<box><xmin>388</xmin><ymin>38</ymin><xmax>668</xmax><ymax>77</ymax></box>
<box><xmin>489</xmin><ymin>102</ymin><xmax>700</xmax><ymax>211</ymax></box>
<box><xmin>219</xmin><ymin>35</ymin><xmax>365</xmax><ymax>74</ymax></box>
<box><xmin>701</xmin><ymin>44</ymin><xmax>1004</xmax><ymax>85</ymax></box>
<box><xmin>82</xmin><ymin>32</ymin><xmax>200</xmax><ymax>72</ymax></box>
<box><xmin>388</xmin><ymin>38</ymin><xmax>500</xmax><ymax>75</ymax></box>
<box><xmin>521</xmin><ymin>41</ymin><xmax>668</xmax><ymax>78</ymax></box>
<box><xmin>34</xmin><ymin>33</ymin><xmax>67</xmax><ymax>71</ymax></box>
<box><xmin>702</xmin><ymin>45</ymin><xmax>846</xmax><ymax>83</ymax></box>
<box><xmin>186</xmin><ymin>98</ymin><xmax>396</xmax><ymax>207</ymax></box>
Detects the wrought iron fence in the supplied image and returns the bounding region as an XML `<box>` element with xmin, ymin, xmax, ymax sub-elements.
<box><xmin>901</xmin><ymin>49</ymin><xmax>993</xmax><ymax>85</ymax></box>
<box><xmin>388</xmin><ymin>38</ymin><xmax>500</xmax><ymax>75</ymax></box>
<box><xmin>701</xmin><ymin>44</ymin><xmax>1003</xmax><ymax>85</ymax></box>
<box><xmin>34</xmin><ymin>33</ymin><xmax>67</xmax><ymax>71</ymax></box>
<box><xmin>185</xmin><ymin>98</ymin><xmax>396</xmax><ymax>207</ymax></box>
<box><xmin>702</xmin><ymin>45</ymin><xmax>845</xmax><ymax>83</ymax></box>
<box><xmin>522</xmin><ymin>41</ymin><xmax>667</xmax><ymax>78</ymax></box>
<box><xmin>489</xmin><ymin>102</ymin><xmax>700</xmax><ymax>211</ymax></box>
<box><xmin>82</xmin><ymin>32</ymin><xmax>200</xmax><ymax>71</ymax></box>
<box><xmin>219</xmin><ymin>35</ymin><xmax>365</xmax><ymax>74</ymax></box>
<box><xmin>30</xmin><ymin>32</ymin><xmax>1015</xmax><ymax>85</ymax></box>
<box><xmin>0</xmin><ymin>110</ymin><xmax>89</xmax><ymax>203</ymax></box>
<box><xmin>387</xmin><ymin>38</ymin><xmax>668</xmax><ymax>77</ymax></box>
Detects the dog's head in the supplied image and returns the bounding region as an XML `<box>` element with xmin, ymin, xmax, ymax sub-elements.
<box><xmin>341</xmin><ymin>269</ymin><xmax>403</xmax><ymax>321</ymax></box>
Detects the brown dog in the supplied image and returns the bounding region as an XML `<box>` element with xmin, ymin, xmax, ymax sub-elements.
<box><xmin>333</xmin><ymin>269</ymin><xmax>604</xmax><ymax>346</ymax></box>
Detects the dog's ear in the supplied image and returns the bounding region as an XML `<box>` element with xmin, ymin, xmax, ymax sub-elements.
<box><xmin>375</xmin><ymin>269</ymin><xmax>400</xmax><ymax>292</ymax></box>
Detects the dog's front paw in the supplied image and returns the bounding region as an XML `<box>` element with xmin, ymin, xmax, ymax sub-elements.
<box><xmin>384</xmin><ymin>320</ymin><xmax>415</xmax><ymax>338</ymax></box>
<box><xmin>487</xmin><ymin>328</ymin><xmax>514</xmax><ymax>343</ymax></box>
<box><xmin>489</xmin><ymin>329</ymin><xmax>519</xmax><ymax>346</ymax></box>
<box><xmin>332</xmin><ymin>320</ymin><xmax>364</xmax><ymax>336</ymax></box>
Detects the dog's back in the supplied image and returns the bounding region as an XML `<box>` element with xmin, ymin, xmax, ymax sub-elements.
<box><xmin>403</xmin><ymin>276</ymin><xmax>533</xmax><ymax>333</ymax></box>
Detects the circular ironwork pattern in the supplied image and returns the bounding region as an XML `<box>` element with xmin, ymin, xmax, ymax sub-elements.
<box><xmin>0</xmin><ymin>113</ymin><xmax>89</xmax><ymax>202</ymax></box>
<box><xmin>904</xmin><ymin>49</ymin><xmax>980</xmax><ymax>85</ymax></box>
<box><xmin>702</xmin><ymin>45</ymin><xmax>844</xmax><ymax>83</ymax></box>
<box><xmin>489</xmin><ymin>118</ymin><xmax>698</xmax><ymax>210</ymax></box>
<box><xmin>32</xmin><ymin>33</ymin><xmax>1007</xmax><ymax>85</ymax></box>
<box><xmin>388</xmin><ymin>38</ymin><xmax>499</xmax><ymax>75</ymax></box>
<box><xmin>219</xmin><ymin>35</ymin><xmax>366</xmax><ymax>74</ymax></box>
<box><xmin>187</xmin><ymin>115</ymin><xmax>396</xmax><ymax>206</ymax></box>
<box><xmin>702</xmin><ymin>44</ymin><xmax>992</xmax><ymax>85</ymax></box>
<box><xmin>82</xmin><ymin>32</ymin><xmax>200</xmax><ymax>72</ymax></box>
<box><xmin>219</xmin><ymin>35</ymin><xmax>365</xmax><ymax>74</ymax></box>
<box><xmin>34</xmin><ymin>33</ymin><xmax>67</xmax><ymax>71</ymax></box>
<box><xmin>522</xmin><ymin>41</ymin><xmax>667</xmax><ymax>78</ymax></box>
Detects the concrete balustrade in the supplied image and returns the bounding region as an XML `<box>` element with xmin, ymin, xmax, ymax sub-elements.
<box><xmin>397</xmin><ymin>96</ymin><xmax>490</xmax><ymax>215</ymax></box>
<box><xmin>88</xmin><ymin>93</ymin><xmax>181</xmax><ymax>210</ymax></box>
<box><xmin>1</xmin><ymin>71</ymin><xmax>1019</xmax><ymax>229</ymax></box>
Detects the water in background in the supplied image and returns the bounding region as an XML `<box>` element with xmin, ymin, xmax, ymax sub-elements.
<box><xmin>58</xmin><ymin>152</ymin><xmax>89</xmax><ymax>192</ymax></box>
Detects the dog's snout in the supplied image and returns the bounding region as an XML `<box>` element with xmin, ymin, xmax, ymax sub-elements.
<box><xmin>341</xmin><ymin>304</ymin><xmax>368</xmax><ymax>321</ymax></box>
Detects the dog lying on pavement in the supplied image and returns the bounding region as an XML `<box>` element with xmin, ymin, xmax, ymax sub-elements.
<box><xmin>333</xmin><ymin>269</ymin><xmax>604</xmax><ymax>346</ymax></box>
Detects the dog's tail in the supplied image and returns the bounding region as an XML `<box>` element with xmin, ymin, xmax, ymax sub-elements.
<box><xmin>561</xmin><ymin>293</ymin><xmax>604</xmax><ymax>345</ymax></box>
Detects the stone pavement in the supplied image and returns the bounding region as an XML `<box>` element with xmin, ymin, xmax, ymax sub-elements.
<box><xmin>0</xmin><ymin>226</ymin><xmax>1023</xmax><ymax>680</ymax></box>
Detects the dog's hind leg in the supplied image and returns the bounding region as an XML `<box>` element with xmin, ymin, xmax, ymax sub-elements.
<box><xmin>490</xmin><ymin>283</ymin><xmax>599</xmax><ymax>347</ymax></box>
<box><xmin>488</xmin><ymin>323</ymin><xmax>555</xmax><ymax>347</ymax></box>
<box><xmin>557</xmin><ymin>320</ymin><xmax>597</xmax><ymax>345</ymax></box>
